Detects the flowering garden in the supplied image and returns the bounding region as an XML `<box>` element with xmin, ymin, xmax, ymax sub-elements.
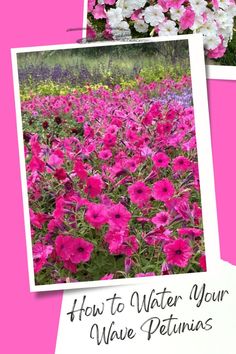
<box><xmin>18</xmin><ymin>42</ymin><xmax>206</xmax><ymax>286</ymax></box>
<box><xmin>87</xmin><ymin>0</ymin><xmax>236</xmax><ymax>63</ymax></box>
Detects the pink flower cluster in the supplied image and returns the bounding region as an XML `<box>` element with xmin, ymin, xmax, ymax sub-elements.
<box><xmin>22</xmin><ymin>76</ymin><xmax>205</xmax><ymax>284</ymax></box>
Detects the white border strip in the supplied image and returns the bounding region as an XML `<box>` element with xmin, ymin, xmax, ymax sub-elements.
<box><xmin>11</xmin><ymin>34</ymin><xmax>220</xmax><ymax>292</ymax></box>
<box><xmin>207</xmin><ymin>64</ymin><xmax>236</xmax><ymax>80</ymax></box>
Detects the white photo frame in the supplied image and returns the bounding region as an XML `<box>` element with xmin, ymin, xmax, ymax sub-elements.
<box><xmin>11</xmin><ymin>34</ymin><xmax>220</xmax><ymax>292</ymax></box>
<box><xmin>83</xmin><ymin>0</ymin><xmax>236</xmax><ymax>81</ymax></box>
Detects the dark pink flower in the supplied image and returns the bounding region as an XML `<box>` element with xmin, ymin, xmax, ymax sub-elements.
<box><xmin>173</xmin><ymin>156</ymin><xmax>192</xmax><ymax>172</ymax></box>
<box><xmin>152</xmin><ymin>152</ymin><xmax>170</xmax><ymax>168</ymax></box>
<box><xmin>100</xmin><ymin>273</ymin><xmax>114</xmax><ymax>280</ymax></box>
<box><xmin>104</xmin><ymin>229</ymin><xmax>124</xmax><ymax>254</ymax></box>
<box><xmin>85</xmin><ymin>203</ymin><xmax>107</xmax><ymax>229</ymax></box>
<box><xmin>120</xmin><ymin>234</ymin><xmax>139</xmax><ymax>256</ymax></box>
<box><xmin>33</xmin><ymin>243</ymin><xmax>53</xmax><ymax>273</ymax></box>
<box><xmin>128</xmin><ymin>181</ymin><xmax>151</xmax><ymax>207</ymax></box>
<box><xmin>199</xmin><ymin>254</ymin><xmax>207</xmax><ymax>271</ymax></box>
<box><xmin>70</xmin><ymin>237</ymin><xmax>94</xmax><ymax>264</ymax></box>
<box><xmin>55</xmin><ymin>235</ymin><xmax>74</xmax><ymax>261</ymax></box>
<box><xmin>74</xmin><ymin>160</ymin><xmax>88</xmax><ymax>181</ymax></box>
<box><xmin>85</xmin><ymin>175</ymin><xmax>104</xmax><ymax>198</ymax></box>
<box><xmin>54</xmin><ymin>168</ymin><xmax>67</xmax><ymax>181</ymax></box>
<box><xmin>98</xmin><ymin>149</ymin><xmax>112</xmax><ymax>160</ymax></box>
<box><xmin>108</xmin><ymin>203</ymin><xmax>131</xmax><ymax>229</ymax></box>
<box><xmin>164</xmin><ymin>238</ymin><xmax>193</xmax><ymax>268</ymax></box>
<box><xmin>152</xmin><ymin>178</ymin><xmax>175</xmax><ymax>201</ymax></box>
<box><xmin>135</xmin><ymin>272</ymin><xmax>155</xmax><ymax>277</ymax></box>
<box><xmin>28</xmin><ymin>156</ymin><xmax>45</xmax><ymax>172</ymax></box>
<box><xmin>103</xmin><ymin>133</ymin><xmax>117</xmax><ymax>148</ymax></box>
<box><xmin>177</xmin><ymin>227</ymin><xmax>203</xmax><ymax>238</ymax></box>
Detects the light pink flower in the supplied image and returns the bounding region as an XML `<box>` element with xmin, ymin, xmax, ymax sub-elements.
<box><xmin>151</xmin><ymin>211</ymin><xmax>170</xmax><ymax>227</ymax></box>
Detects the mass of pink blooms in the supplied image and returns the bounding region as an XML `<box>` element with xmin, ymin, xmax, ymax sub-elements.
<box><xmin>22</xmin><ymin>76</ymin><xmax>206</xmax><ymax>285</ymax></box>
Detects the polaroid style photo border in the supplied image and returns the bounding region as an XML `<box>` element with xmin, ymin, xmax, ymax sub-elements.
<box><xmin>11</xmin><ymin>34</ymin><xmax>220</xmax><ymax>292</ymax></box>
<box><xmin>207</xmin><ymin>64</ymin><xmax>236</xmax><ymax>80</ymax></box>
<box><xmin>83</xmin><ymin>0</ymin><xmax>236</xmax><ymax>81</ymax></box>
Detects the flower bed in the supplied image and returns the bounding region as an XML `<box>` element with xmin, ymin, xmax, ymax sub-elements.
<box><xmin>21</xmin><ymin>75</ymin><xmax>206</xmax><ymax>285</ymax></box>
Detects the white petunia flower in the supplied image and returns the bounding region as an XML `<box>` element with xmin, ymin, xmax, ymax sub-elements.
<box><xmin>204</xmin><ymin>34</ymin><xmax>221</xmax><ymax>50</ymax></box>
<box><xmin>226</xmin><ymin>3</ymin><xmax>236</xmax><ymax>18</ymax></box>
<box><xmin>107</xmin><ymin>8</ymin><xmax>124</xmax><ymax>27</ymax></box>
<box><xmin>158</xmin><ymin>20</ymin><xmax>178</xmax><ymax>36</ymax></box>
<box><xmin>112</xmin><ymin>20</ymin><xmax>131</xmax><ymax>39</ymax></box>
<box><xmin>190</xmin><ymin>15</ymin><xmax>205</xmax><ymax>31</ymax></box>
<box><xmin>134</xmin><ymin>19</ymin><xmax>149</xmax><ymax>33</ymax></box>
<box><xmin>197</xmin><ymin>21</ymin><xmax>218</xmax><ymax>36</ymax></box>
<box><xmin>190</xmin><ymin>0</ymin><xmax>207</xmax><ymax>15</ymax></box>
<box><xmin>144</xmin><ymin>5</ymin><xmax>165</xmax><ymax>26</ymax></box>
<box><xmin>218</xmin><ymin>0</ymin><xmax>231</xmax><ymax>11</ymax></box>
<box><xmin>132</xmin><ymin>0</ymin><xmax>147</xmax><ymax>10</ymax></box>
<box><xmin>116</xmin><ymin>0</ymin><xmax>135</xmax><ymax>18</ymax></box>
<box><xmin>170</xmin><ymin>6</ymin><xmax>185</xmax><ymax>21</ymax></box>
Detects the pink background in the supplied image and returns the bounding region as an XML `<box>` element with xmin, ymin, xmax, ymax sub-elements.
<box><xmin>0</xmin><ymin>1</ymin><xmax>235</xmax><ymax>353</ymax></box>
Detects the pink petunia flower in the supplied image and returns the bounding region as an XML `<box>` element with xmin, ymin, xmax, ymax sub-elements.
<box><xmin>103</xmin><ymin>133</ymin><xmax>117</xmax><ymax>148</ymax></box>
<box><xmin>124</xmin><ymin>257</ymin><xmax>134</xmax><ymax>273</ymax></box>
<box><xmin>92</xmin><ymin>4</ymin><xmax>107</xmax><ymax>20</ymax></box>
<box><xmin>100</xmin><ymin>273</ymin><xmax>114</xmax><ymax>280</ymax></box>
<box><xmin>85</xmin><ymin>203</ymin><xmax>107</xmax><ymax>229</ymax></box>
<box><xmin>177</xmin><ymin>227</ymin><xmax>203</xmax><ymax>238</ymax></box>
<box><xmin>63</xmin><ymin>260</ymin><xmax>77</xmax><ymax>273</ymax></box>
<box><xmin>28</xmin><ymin>156</ymin><xmax>45</xmax><ymax>172</ymax></box>
<box><xmin>172</xmin><ymin>155</ymin><xmax>192</xmax><ymax>172</ymax></box>
<box><xmin>128</xmin><ymin>181</ymin><xmax>151</xmax><ymax>207</ymax></box>
<box><xmin>120</xmin><ymin>234</ymin><xmax>139</xmax><ymax>256</ymax></box>
<box><xmin>163</xmin><ymin>238</ymin><xmax>193</xmax><ymax>268</ymax></box>
<box><xmin>151</xmin><ymin>211</ymin><xmax>170</xmax><ymax>227</ymax></box>
<box><xmin>179</xmin><ymin>7</ymin><xmax>195</xmax><ymax>30</ymax></box>
<box><xmin>135</xmin><ymin>272</ymin><xmax>156</xmax><ymax>277</ymax></box>
<box><xmin>104</xmin><ymin>229</ymin><xmax>124</xmax><ymax>254</ymax></box>
<box><xmin>54</xmin><ymin>168</ymin><xmax>67</xmax><ymax>181</ymax></box>
<box><xmin>98</xmin><ymin>149</ymin><xmax>112</xmax><ymax>160</ymax></box>
<box><xmin>85</xmin><ymin>175</ymin><xmax>104</xmax><ymax>198</ymax></box>
<box><xmin>152</xmin><ymin>178</ymin><xmax>175</xmax><ymax>201</ymax></box>
<box><xmin>152</xmin><ymin>152</ymin><xmax>170</xmax><ymax>168</ymax></box>
<box><xmin>33</xmin><ymin>243</ymin><xmax>53</xmax><ymax>273</ymax></box>
<box><xmin>55</xmin><ymin>235</ymin><xmax>74</xmax><ymax>261</ymax></box>
<box><xmin>74</xmin><ymin>159</ymin><xmax>88</xmax><ymax>181</ymax></box>
<box><xmin>108</xmin><ymin>203</ymin><xmax>131</xmax><ymax>229</ymax></box>
<box><xmin>168</xmin><ymin>0</ymin><xmax>185</xmax><ymax>9</ymax></box>
<box><xmin>199</xmin><ymin>254</ymin><xmax>207</xmax><ymax>271</ymax></box>
<box><xmin>70</xmin><ymin>237</ymin><xmax>94</xmax><ymax>264</ymax></box>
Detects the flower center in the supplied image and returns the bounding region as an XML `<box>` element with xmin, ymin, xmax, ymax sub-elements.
<box><xmin>77</xmin><ymin>247</ymin><xmax>84</xmax><ymax>253</ymax></box>
<box><xmin>115</xmin><ymin>214</ymin><xmax>121</xmax><ymax>219</ymax></box>
<box><xmin>175</xmin><ymin>249</ymin><xmax>182</xmax><ymax>255</ymax></box>
<box><xmin>136</xmin><ymin>189</ymin><xmax>143</xmax><ymax>194</ymax></box>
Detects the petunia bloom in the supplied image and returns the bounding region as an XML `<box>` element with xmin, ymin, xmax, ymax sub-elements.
<box><xmin>128</xmin><ymin>181</ymin><xmax>151</xmax><ymax>207</ymax></box>
<box><xmin>152</xmin><ymin>178</ymin><xmax>175</xmax><ymax>201</ymax></box>
<box><xmin>163</xmin><ymin>238</ymin><xmax>193</xmax><ymax>268</ymax></box>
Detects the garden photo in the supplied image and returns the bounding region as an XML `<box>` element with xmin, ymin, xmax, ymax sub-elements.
<box><xmin>86</xmin><ymin>0</ymin><xmax>236</xmax><ymax>66</ymax></box>
<box><xmin>15</xmin><ymin>39</ymin><xmax>206</xmax><ymax>288</ymax></box>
